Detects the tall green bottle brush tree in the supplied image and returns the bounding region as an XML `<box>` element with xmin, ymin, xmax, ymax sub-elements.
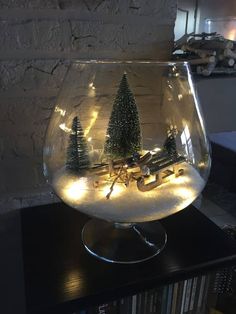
<box><xmin>66</xmin><ymin>116</ymin><xmax>90</xmax><ymax>173</ymax></box>
<box><xmin>104</xmin><ymin>73</ymin><xmax>142</xmax><ymax>159</ymax></box>
<box><xmin>102</xmin><ymin>73</ymin><xmax>142</xmax><ymax>199</ymax></box>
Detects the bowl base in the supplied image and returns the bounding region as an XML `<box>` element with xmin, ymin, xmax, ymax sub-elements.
<box><xmin>82</xmin><ymin>218</ymin><xmax>167</xmax><ymax>264</ymax></box>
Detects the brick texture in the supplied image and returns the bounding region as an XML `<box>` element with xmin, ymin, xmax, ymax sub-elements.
<box><xmin>0</xmin><ymin>0</ymin><xmax>177</xmax><ymax>212</ymax></box>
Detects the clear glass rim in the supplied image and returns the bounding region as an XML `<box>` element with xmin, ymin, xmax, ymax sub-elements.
<box><xmin>71</xmin><ymin>59</ymin><xmax>190</xmax><ymax>66</ymax></box>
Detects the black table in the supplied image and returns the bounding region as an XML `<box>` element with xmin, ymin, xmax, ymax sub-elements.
<box><xmin>1</xmin><ymin>203</ymin><xmax>236</xmax><ymax>314</ymax></box>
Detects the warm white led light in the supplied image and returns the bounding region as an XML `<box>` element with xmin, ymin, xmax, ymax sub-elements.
<box><xmin>55</xmin><ymin>106</ymin><xmax>66</xmax><ymax>116</ymax></box>
<box><xmin>64</xmin><ymin>178</ymin><xmax>88</xmax><ymax>201</ymax></box>
<box><xmin>84</xmin><ymin>111</ymin><xmax>98</xmax><ymax>136</ymax></box>
<box><xmin>174</xmin><ymin>187</ymin><xmax>194</xmax><ymax>199</ymax></box>
<box><xmin>59</xmin><ymin>123</ymin><xmax>71</xmax><ymax>133</ymax></box>
<box><xmin>101</xmin><ymin>183</ymin><xmax>125</xmax><ymax>199</ymax></box>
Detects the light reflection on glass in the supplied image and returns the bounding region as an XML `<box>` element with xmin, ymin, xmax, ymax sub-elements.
<box><xmin>174</xmin><ymin>186</ymin><xmax>195</xmax><ymax>199</ymax></box>
<box><xmin>84</xmin><ymin>111</ymin><xmax>98</xmax><ymax>136</ymax></box>
<box><xmin>178</xmin><ymin>94</ymin><xmax>183</xmax><ymax>100</ymax></box>
<box><xmin>59</xmin><ymin>123</ymin><xmax>71</xmax><ymax>133</ymax></box>
<box><xmin>180</xmin><ymin>125</ymin><xmax>195</xmax><ymax>163</ymax></box>
<box><xmin>55</xmin><ymin>105</ymin><xmax>66</xmax><ymax>116</ymax></box>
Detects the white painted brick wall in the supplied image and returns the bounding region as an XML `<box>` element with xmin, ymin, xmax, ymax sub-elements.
<box><xmin>0</xmin><ymin>0</ymin><xmax>177</xmax><ymax>212</ymax></box>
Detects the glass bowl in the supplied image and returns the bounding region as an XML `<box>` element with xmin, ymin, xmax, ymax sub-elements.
<box><xmin>43</xmin><ymin>61</ymin><xmax>211</xmax><ymax>263</ymax></box>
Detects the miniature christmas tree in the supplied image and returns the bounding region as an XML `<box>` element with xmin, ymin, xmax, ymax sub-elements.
<box><xmin>104</xmin><ymin>73</ymin><xmax>142</xmax><ymax>159</ymax></box>
<box><xmin>66</xmin><ymin>116</ymin><xmax>90</xmax><ymax>172</ymax></box>
<box><xmin>163</xmin><ymin>125</ymin><xmax>178</xmax><ymax>160</ymax></box>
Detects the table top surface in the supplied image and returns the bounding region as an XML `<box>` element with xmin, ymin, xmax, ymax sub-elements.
<box><xmin>1</xmin><ymin>202</ymin><xmax>236</xmax><ymax>314</ymax></box>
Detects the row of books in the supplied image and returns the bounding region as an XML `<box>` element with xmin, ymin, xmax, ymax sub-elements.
<box><xmin>77</xmin><ymin>273</ymin><xmax>216</xmax><ymax>314</ymax></box>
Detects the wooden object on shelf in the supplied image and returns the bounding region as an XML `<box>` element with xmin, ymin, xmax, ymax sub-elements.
<box><xmin>174</xmin><ymin>32</ymin><xmax>236</xmax><ymax>76</ymax></box>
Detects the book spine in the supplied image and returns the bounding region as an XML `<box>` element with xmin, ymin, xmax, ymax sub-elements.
<box><xmin>189</xmin><ymin>277</ymin><xmax>198</xmax><ymax>311</ymax></box>
<box><xmin>153</xmin><ymin>290</ymin><xmax>158</xmax><ymax>313</ymax></box>
<box><xmin>132</xmin><ymin>294</ymin><xmax>137</xmax><ymax>314</ymax></box>
<box><xmin>119</xmin><ymin>298</ymin><xmax>124</xmax><ymax>314</ymax></box>
<box><xmin>119</xmin><ymin>295</ymin><xmax>132</xmax><ymax>314</ymax></box>
<box><xmin>149</xmin><ymin>290</ymin><xmax>154</xmax><ymax>313</ymax></box>
<box><xmin>180</xmin><ymin>280</ymin><xmax>188</xmax><ymax>314</ymax></box>
<box><xmin>166</xmin><ymin>284</ymin><xmax>173</xmax><ymax>314</ymax></box>
<box><xmin>146</xmin><ymin>289</ymin><xmax>154</xmax><ymax>314</ymax></box>
<box><xmin>197</xmin><ymin>275</ymin><xmax>206</xmax><ymax>309</ymax></box>
<box><xmin>171</xmin><ymin>282</ymin><xmax>179</xmax><ymax>314</ymax></box>
<box><xmin>176</xmin><ymin>281</ymin><xmax>184</xmax><ymax>314</ymax></box>
<box><xmin>111</xmin><ymin>300</ymin><xmax>119</xmax><ymax>314</ymax></box>
<box><xmin>136</xmin><ymin>292</ymin><xmax>142</xmax><ymax>314</ymax></box>
<box><xmin>142</xmin><ymin>290</ymin><xmax>148</xmax><ymax>314</ymax></box>
<box><xmin>94</xmin><ymin>303</ymin><xmax>110</xmax><ymax>314</ymax></box>
<box><xmin>100</xmin><ymin>303</ymin><xmax>110</xmax><ymax>314</ymax></box>
<box><xmin>88</xmin><ymin>300</ymin><xmax>119</xmax><ymax>314</ymax></box>
<box><xmin>153</xmin><ymin>286</ymin><xmax>164</xmax><ymax>314</ymax></box>
<box><xmin>201</xmin><ymin>274</ymin><xmax>211</xmax><ymax>313</ymax></box>
<box><xmin>184</xmin><ymin>278</ymin><xmax>193</xmax><ymax>312</ymax></box>
<box><xmin>161</xmin><ymin>285</ymin><xmax>168</xmax><ymax>314</ymax></box>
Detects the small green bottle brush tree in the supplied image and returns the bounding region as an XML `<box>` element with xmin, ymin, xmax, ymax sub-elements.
<box><xmin>66</xmin><ymin>116</ymin><xmax>90</xmax><ymax>173</ymax></box>
<box><xmin>163</xmin><ymin>125</ymin><xmax>178</xmax><ymax>160</ymax></box>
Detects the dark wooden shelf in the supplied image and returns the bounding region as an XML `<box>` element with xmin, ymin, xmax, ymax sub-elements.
<box><xmin>18</xmin><ymin>203</ymin><xmax>236</xmax><ymax>314</ymax></box>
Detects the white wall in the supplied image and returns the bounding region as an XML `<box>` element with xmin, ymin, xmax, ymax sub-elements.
<box><xmin>175</xmin><ymin>0</ymin><xmax>236</xmax><ymax>40</ymax></box>
<box><xmin>0</xmin><ymin>0</ymin><xmax>177</xmax><ymax>212</ymax></box>
<box><xmin>174</xmin><ymin>0</ymin><xmax>198</xmax><ymax>40</ymax></box>
<box><xmin>195</xmin><ymin>76</ymin><xmax>236</xmax><ymax>133</ymax></box>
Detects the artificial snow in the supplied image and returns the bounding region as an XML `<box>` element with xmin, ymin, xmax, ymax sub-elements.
<box><xmin>53</xmin><ymin>162</ymin><xmax>205</xmax><ymax>223</ymax></box>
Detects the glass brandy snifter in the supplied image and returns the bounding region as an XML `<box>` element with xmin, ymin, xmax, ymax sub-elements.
<box><xmin>43</xmin><ymin>61</ymin><xmax>211</xmax><ymax>263</ymax></box>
